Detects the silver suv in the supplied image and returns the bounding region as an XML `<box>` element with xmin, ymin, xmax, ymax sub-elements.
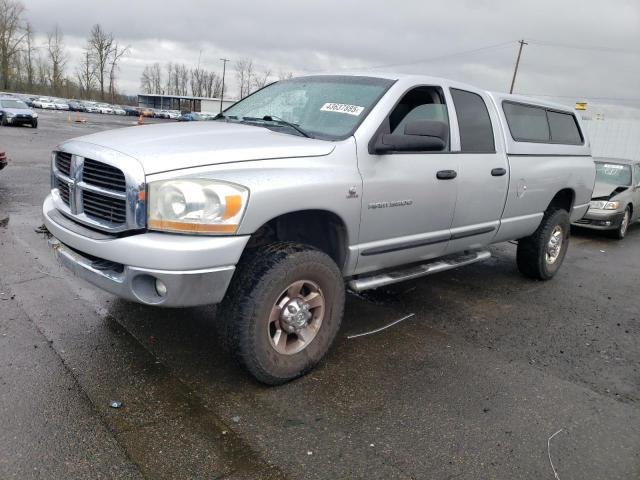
<box><xmin>43</xmin><ymin>74</ymin><xmax>595</xmax><ymax>384</ymax></box>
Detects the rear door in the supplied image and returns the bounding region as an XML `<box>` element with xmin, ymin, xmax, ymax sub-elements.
<box><xmin>445</xmin><ymin>88</ymin><xmax>509</xmax><ymax>253</ymax></box>
<box><xmin>634</xmin><ymin>163</ymin><xmax>640</xmax><ymax>221</ymax></box>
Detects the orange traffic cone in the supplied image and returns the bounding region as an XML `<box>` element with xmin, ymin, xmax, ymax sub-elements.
<box><xmin>75</xmin><ymin>111</ymin><xmax>82</xmax><ymax>123</ymax></box>
<box><xmin>137</xmin><ymin>113</ymin><xmax>144</xmax><ymax>125</ymax></box>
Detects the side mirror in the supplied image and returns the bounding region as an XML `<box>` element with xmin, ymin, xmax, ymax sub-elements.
<box><xmin>374</xmin><ymin>120</ymin><xmax>448</xmax><ymax>154</ymax></box>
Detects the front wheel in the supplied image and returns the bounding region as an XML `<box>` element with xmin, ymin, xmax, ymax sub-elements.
<box><xmin>217</xmin><ymin>242</ymin><xmax>345</xmax><ymax>385</ymax></box>
<box><xmin>517</xmin><ymin>208</ymin><xmax>570</xmax><ymax>280</ymax></box>
<box><xmin>612</xmin><ymin>206</ymin><xmax>631</xmax><ymax>240</ymax></box>
<box><xmin>31</xmin><ymin>119</ymin><xmax>38</xmax><ymax>129</ymax></box>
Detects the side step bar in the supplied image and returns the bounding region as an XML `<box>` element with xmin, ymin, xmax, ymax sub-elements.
<box><xmin>348</xmin><ymin>250</ymin><xmax>491</xmax><ymax>292</ymax></box>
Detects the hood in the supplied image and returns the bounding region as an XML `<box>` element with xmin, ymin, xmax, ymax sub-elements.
<box><xmin>60</xmin><ymin>121</ymin><xmax>336</xmax><ymax>174</ymax></box>
<box><xmin>592</xmin><ymin>182</ymin><xmax>629</xmax><ymax>200</ymax></box>
<box><xmin>2</xmin><ymin>107</ymin><xmax>34</xmax><ymax>116</ymax></box>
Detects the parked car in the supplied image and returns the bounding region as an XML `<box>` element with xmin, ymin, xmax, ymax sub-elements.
<box><xmin>140</xmin><ymin>107</ymin><xmax>155</xmax><ymax>117</ymax></box>
<box><xmin>96</xmin><ymin>103</ymin><xmax>113</xmax><ymax>114</ymax></box>
<box><xmin>0</xmin><ymin>151</ymin><xmax>6</xmax><ymax>171</ymax></box>
<box><xmin>177</xmin><ymin>112</ymin><xmax>208</xmax><ymax>121</ymax></box>
<box><xmin>573</xmin><ymin>158</ymin><xmax>640</xmax><ymax>238</ymax></box>
<box><xmin>53</xmin><ymin>99</ymin><xmax>70</xmax><ymax>110</ymax></box>
<box><xmin>32</xmin><ymin>97</ymin><xmax>57</xmax><ymax>109</ymax></box>
<box><xmin>43</xmin><ymin>73</ymin><xmax>595</xmax><ymax>384</ymax></box>
<box><xmin>123</xmin><ymin>106</ymin><xmax>139</xmax><ymax>116</ymax></box>
<box><xmin>111</xmin><ymin>105</ymin><xmax>127</xmax><ymax>115</ymax></box>
<box><xmin>67</xmin><ymin>100</ymin><xmax>87</xmax><ymax>112</ymax></box>
<box><xmin>83</xmin><ymin>102</ymin><xmax>100</xmax><ymax>113</ymax></box>
<box><xmin>0</xmin><ymin>97</ymin><xmax>38</xmax><ymax>128</ymax></box>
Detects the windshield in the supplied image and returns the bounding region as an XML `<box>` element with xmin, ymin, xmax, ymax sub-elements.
<box><xmin>595</xmin><ymin>162</ymin><xmax>632</xmax><ymax>186</ymax></box>
<box><xmin>1</xmin><ymin>99</ymin><xmax>27</xmax><ymax>109</ymax></box>
<box><xmin>221</xmin><ymin>75</ymin><xmax>394</xmax><ymax>140</ymax></box>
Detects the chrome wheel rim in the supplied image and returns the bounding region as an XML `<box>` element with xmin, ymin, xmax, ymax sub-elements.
<box><xmin>620</xmin><ymin>210</ymin><xmax>630</xmax><ymax>236</ymax></box>
<box><xmin>268</xmin><ymin>280</ymin><xmax>325</xmax><ymax>355</ymax></box>
<box><xmin>546</xmin><ymin>225</ymin><xmax>564</xmax><ymax>264</ymax></box>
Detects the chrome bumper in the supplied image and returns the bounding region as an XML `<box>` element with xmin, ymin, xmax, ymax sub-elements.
<box><xmin>43</xmin><ymin>194</ymin><xmax>249</xmax><ymax>307</ymax></box>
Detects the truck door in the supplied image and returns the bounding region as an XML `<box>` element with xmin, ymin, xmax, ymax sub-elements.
<box><xmin>354</xmin><ymin>86</ymin><xmax>459</xmax><ymax>275</ymax></box>
<box><xmin>445</xmin><ymin>88</ymin><xmax>509</xmax><ymax>254</ymax></box>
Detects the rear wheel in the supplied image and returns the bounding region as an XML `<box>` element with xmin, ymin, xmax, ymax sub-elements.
<box><xmin>517</xmin><ymin>208</ymin><xmax>570</xmax><ymax>280</ymax></box>
<box><xmin>217</xmin><ymin>242</ymin><xmax>345</xmax><ymax>385</ymax></box>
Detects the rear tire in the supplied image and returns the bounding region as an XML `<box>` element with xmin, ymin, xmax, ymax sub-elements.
<box><xmin>217</xmin><ymin>242</ymin><xmax>345</xmax><ymax>385</ymax></box>
<box><xmin>517</xmin><ymin>208</ymin><xmax>570</xmax><ymax>280</ymax></box>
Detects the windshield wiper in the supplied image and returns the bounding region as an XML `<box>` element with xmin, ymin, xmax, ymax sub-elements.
<box><xmin>240</xmin><ymin>115</ymin><xmax>313</xmax><ymax>138</ymax></box>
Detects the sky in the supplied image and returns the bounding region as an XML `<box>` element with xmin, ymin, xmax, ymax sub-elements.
<box><xmin>20</xmin><ymin>0</ymin><xmax>640</xmax><ymax>117</ymax></box>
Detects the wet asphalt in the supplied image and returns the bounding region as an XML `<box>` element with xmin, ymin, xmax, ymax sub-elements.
<box><xmin>0</xmin><ymin>110</ymin><xmax>638</xmax><ymax>479</ymax></box>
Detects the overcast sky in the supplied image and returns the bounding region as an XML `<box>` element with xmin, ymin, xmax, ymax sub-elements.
<box><xmin>21</xmin><ymin>0</ymin><xmax>640</xmax><ymax>116</ymax></box>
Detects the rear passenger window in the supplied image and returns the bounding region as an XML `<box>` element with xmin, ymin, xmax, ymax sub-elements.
<box><xmin>450</xmin><ymin>88</ymin><xmax>495</xmax><ymax>153</ymax></box>
<box><xmin>503</xmin><ymin>102</ymin><xmax>550</xmax><ymax>142</ymax></box>
<box><xmin>547</xmin><ymin>111</ymin><xmax>582</xmax><ymax>144</ymax></box>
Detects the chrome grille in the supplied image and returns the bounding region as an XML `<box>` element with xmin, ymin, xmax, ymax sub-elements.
<box><xmin>50</xmin><ymin>149</ymin><xmax>146</xmax><ymax>233</ymax></box>
<box><xmin>83</xmin><ymin>158</ymin><xmax>126</xmax><ymax>192</ymax></box>
<box><xmin>56</xmin><ymin>178</ymin><xmax>71</xmax><ymax>206</ymax></box>
<box><xmin>55</xmin><ymin>152</ymin><xmax>72</xmax><ymax>176</ymax></box>
<box><xmin>82</xmin><ymin>190</ymin><xmax>127</xmax><ymax>223</ymax></box>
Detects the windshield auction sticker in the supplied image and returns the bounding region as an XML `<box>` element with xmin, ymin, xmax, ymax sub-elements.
<box><xmin>320</xmin><ymin>103</ymin><xmax>365</xmax><ymax>116</ymax></box>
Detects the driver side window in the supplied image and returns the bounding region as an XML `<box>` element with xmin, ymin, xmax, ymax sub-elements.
<box><xmin>387</xmin><ymin>86</ymin><xmax>450</xmax><ymax>151</ymax></box>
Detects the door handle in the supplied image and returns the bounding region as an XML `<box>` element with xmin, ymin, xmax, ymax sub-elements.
<box><xmin>436</xmin><ymin>170</ymin><xmax>457</xmax><ymax>180</ymax></box>
<box><xmin>491</xmin><ymin>168</ymin><xmax>507</xmax><ymax>177</ymax></box>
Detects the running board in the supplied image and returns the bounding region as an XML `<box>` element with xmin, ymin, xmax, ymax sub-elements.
<box><xmin>348</xmin><ymin>250</ymin><xmax>491</xmax><ymax>292</ymax></box>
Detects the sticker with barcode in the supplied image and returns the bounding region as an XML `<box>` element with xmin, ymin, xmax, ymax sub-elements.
<box><xmin>603</xmin><ymin>164</ymin><xmax>623</xmax><ymax>169</ymax></box>
<box><xmin>320</xmin><ymin>103</ymin><xmax>364</xmax><ymax>116</ymax></box>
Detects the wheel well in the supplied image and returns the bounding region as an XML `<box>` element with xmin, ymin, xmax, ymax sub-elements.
<box><xmin>547</xmin><ymin>189</ymin><xmax>575</xmax><ymax>213</ymax></box>
<box><xmin>246</xmin><ymin>210</ymin><xmax>348</xmax><ymax>269</ymax></box>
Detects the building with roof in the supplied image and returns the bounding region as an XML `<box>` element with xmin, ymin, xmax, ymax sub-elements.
<box><xmin>137</xmin><ymin>94</ymin><xmax>236</xmax><ymax>114</ymax></box>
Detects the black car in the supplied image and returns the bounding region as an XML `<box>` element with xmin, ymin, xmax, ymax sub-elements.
<box><xmin>0</xmin><ymin>97</ymin><xmax>38</xmax><ymax>128</ymax></box>
<box><xmin>122</xmin><ymin>106</ymin><xmax>139</xmax><ymax>116</ymax></box>
<box><xmin>67</xmin><ymin>101</ymin><xmax>87</xmax><ymax>112</ymax></box>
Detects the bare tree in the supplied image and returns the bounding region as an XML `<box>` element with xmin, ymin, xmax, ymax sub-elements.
<box><xmin>108</xmin><ymin>43</ymin><xmax>129</xmax><ymax>102</ymax></box>
<box><xmin>165</xmin><ymin>61</ymin><xmax>173</xmax><ymax>94</ymax></box>
<box><xmin>0</xmin><ymin>0</ymin><xmax>27</xmax><ymax>89</ymax></box>
<box><xmin>235</xmin><ymin>59</ymin><xmax>254</xmax><ymax>99</ymax></box>
<box><xmin>88</xmin><ymin>24</ymin><xmax>113</xmax><ymax>100</ymax></box>
<box><xmin>76</xmin><ymin>46</ymin><xmax>95</xmax><ymax>98</ymax></box>
<box><xmin>278</xmin><ymin>70</ymin><xmax>293</xmax><ymax>81</ymax></box>
<box><xmin>46</xmin><ymin>25</ymin><xmax>66</xmax><ymax>95</ymax></box>
<box><xmin>253</xmin><ymin>69</ymin><xmax>272</xmax><ymax>90</ymax></box>
<box><xmin>20</xmin><ymin>21</ymin><xmax>35</xmax><ymax>89</ymax></box>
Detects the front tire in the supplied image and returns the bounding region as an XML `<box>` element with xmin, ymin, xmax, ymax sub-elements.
<box><xmin>612</xmin><ymin>206</ymin><xmax>631</xmax><ymax>240</ymax></box>
<box><xmin>217</xmin><ymin>242</ymin><xmax>345</xmax><ymax>385</ymax></box>
<box><xmin>517</xmin><ymin>208</ymin><xmax>570</xmax><ymax>280</ymax></box>
<box><xmin>31</xmin><ymin>119</ymin><xmax>38</xmax><ymax>129</ymax></box>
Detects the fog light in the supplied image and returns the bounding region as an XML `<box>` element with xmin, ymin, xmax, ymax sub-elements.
<box><xmin>155</xmin><ymin>279</ymin><xmax>167</xmax><ymax>297</ymax></box>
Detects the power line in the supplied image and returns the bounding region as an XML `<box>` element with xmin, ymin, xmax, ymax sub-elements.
<box><xmin>527</xmin><ymin>39</ymin><xmax>640</xmax><ymax>55</ymax></box>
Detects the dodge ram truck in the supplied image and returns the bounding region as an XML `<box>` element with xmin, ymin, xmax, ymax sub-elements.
<box><xmin>43</xmin><ymin>73</ymin><xmax>595</xmax><ymax>384</ymax></box>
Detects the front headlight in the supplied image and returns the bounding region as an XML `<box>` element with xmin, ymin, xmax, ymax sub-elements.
<box><xmin>6</xmin><ymin>112</ymin><xmax>15</xmax><ymax>118</ymax></box>
<box><xmin>589</xmin><ymin>200</ymin><xmax>620</xmax><ymax>210</ymax></box>
<box><xmin>32</xmin><ymin>112</ymin><xmax>38</xmax><ymax>118</ymax></box>
<box><xmin>147</xmin><ymin>179</ymin><xmax>249</xmax><ymax>234</ymax></box>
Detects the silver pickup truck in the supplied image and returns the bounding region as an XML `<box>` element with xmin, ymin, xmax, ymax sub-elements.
<box><xmin>43</xmin><ymin>73</ymin><xmax>595</xmax><ymax>384</ymax></box>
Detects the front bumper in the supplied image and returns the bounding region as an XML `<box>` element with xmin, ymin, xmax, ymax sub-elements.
<box><xmin>43</xmin><ymin>194</ymin><xmax>250</xmax><ymax>307</ymax></box>
<box><xmin>572</xmin><ymin>209</ymin><xmax>625</xmax><ymax>231</ymax></box>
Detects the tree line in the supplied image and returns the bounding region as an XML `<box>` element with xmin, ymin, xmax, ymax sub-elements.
<box><xmin>0</xmin><ymin>0</ymin><xmax>130</xmax><ymax>102</ymax></box>
<box><xmin>140</xmin><ymin>59</ymin><xmax>293</xmax><ymax>100</ymax></box>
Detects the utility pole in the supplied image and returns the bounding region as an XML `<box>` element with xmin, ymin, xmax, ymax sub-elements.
<box><xmin>509</xmin><ymin>39</ymin><xmax>528</xmax><ymax>94</ymax></box>
<box><xmin>219</xmin><ymin>58</ymin><xmax>230</xmax><ymax>113</ymax></box>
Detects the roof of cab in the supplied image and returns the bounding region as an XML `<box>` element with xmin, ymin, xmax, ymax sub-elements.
<box><xmin>298</xmin><ymin>71</ymin><xmax>576</xmax><ymax>113</ymax></box>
